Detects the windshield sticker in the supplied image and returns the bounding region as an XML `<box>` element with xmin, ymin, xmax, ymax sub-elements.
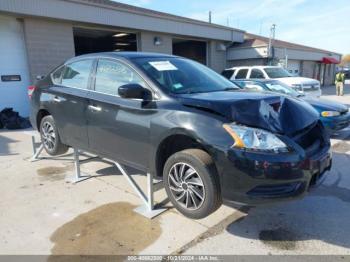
<box><xmin>149</xmin><ymin>61</ymin><xmax>178</xmax><ymax>71</ymax></box>
<box><xmin>173</xmin><ymin>83</ymin><xmax>183</xmax><ymax>89</ymax></box>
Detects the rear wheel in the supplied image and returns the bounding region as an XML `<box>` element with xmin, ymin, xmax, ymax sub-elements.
<box><xmin>163</xmin><ymin>149</ymin><xmax>222</xmax><ymax>219</ymax></box>
<box><xmin>40</xmin><ymin>115</ymin><xmax>68</xmax><ymax>156</ymax></box>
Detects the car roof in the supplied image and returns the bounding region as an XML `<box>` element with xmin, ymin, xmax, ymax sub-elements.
<box><xmin>224</xmin><ymin>66</ymin><xmax>281</xmax><ymax>70</ymax></box>
<box><xmin>67</xmin><ymin>51</ymin><xmax>178</xmax><ymax>63</ymax></box>
<box><xmin>232</xmin><ymin>79</ymin><xmax>276</xmax><ymax>83</ymax></box>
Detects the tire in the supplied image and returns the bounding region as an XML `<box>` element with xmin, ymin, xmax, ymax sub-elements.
<box><xmin>163</xmin><ymin>149</ymin><xmax>222</xmax><ymax>219</ymax></box>
<box><xmin>39</xmin><ymin>115</ymin><xmax>68</xmax><ymax>156</ymax></box>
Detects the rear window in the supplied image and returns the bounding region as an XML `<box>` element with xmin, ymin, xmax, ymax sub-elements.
<box><xmin>221</xmin><ymin>69</ymin><xmax>235</xmax><ymax>79</ymax></box>
<box><xmin>235</xmin><ymin>69</ymin><xmax>248</xmax><ymax>79</ymax></box>
<box><xmin>61</xmin><ymin>59</ymin><xmax>94</xmax><ymax>89</ymax></box>
<box><xmin>51</xmin><ymin>66</ymin><xmax>64</xmax><ymax>85</ymax></box>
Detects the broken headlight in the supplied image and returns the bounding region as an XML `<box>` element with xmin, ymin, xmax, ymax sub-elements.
<box><xmin>223</xmin><ymin>124</ymin><xmax>289</xmax><ymax>152</ymax></box>
<box><xmin>321</xmin><ymin>111</ymin><xmax>340</xmax><ymax>117</ymax></box>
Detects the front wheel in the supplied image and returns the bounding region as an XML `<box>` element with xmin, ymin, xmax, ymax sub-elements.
<box><xmin>40</xmin><ymin>115</ymin><xmax>68</xmax><ymax>156</ymax></box>
<box><xmin>163</xmin><ymin>149</ymin><xmax>222</xmax><ymax>219</ymax></box>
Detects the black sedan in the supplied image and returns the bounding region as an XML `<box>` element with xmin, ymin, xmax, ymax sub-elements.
<box><xmin>29</xmin><ymin>52</ymin><xmax>331</xmax><ymax>218</ymax></box>
<box><xmin>233</xmin><ymin>79</ymin><xmax>350</xmax><ymax>133</ymax></box>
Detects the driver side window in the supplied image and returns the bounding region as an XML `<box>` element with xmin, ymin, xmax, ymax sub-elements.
<box><xmin>94</xmin><ymin>59</ymin><xmax>147</xmax><ymax>96</ymax></box>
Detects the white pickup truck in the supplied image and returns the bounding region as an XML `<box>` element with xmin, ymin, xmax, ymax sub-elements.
<box><xmin>222</xmin><ymin>66</ymin><xmax>322</xmax><ymax>98</ymax></box>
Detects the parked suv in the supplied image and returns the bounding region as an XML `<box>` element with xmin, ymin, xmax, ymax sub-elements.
<box><xmin>222</xmin><ymin>66</ymin><xmax>322</xmax><ymax>98</ymax></box>
<box><xmin>29</xmin><ymin>52</ymin><xmax>332</xmax><ymax>219</ymax></box>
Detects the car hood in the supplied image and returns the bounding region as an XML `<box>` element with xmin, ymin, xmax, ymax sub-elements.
<box><xmin>177</xmin><ymin>91</ymin><xmax>319</xmax><ymax>135</ymax></box>
<box><xmin>276</xmin><ymin>77</ymin><xmax>320</xmax><ymax>86</ymax></box>
<box><xmin>304</xmin><ymin>98</ymin><xmax>349</xmax><ymax>113</ymax></box>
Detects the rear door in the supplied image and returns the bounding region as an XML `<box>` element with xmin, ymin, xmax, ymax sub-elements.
<box><xmin>48</xmin><ymin>59</ymin><xmax>94</xmax><ymax>150</ymax></box>
<box><xmin>87</xmin><ymin>58</ymin><xmax>155</xmax><ymax>170</ymax></box>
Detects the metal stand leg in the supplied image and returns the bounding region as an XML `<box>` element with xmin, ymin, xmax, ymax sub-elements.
<box><xmin>70</xmin><ymin>148</ymin><xmax>93</xmax><ymax>183</ymax></box>
<box><xmin>114</xmin><ymin>162</ymin><xmax>167</xmax><ymax>219</ymax></box>
<box><xmin>30</xmin><ymin>135</ymin><xmax>167</xmax><ymax>219</ymax></box>
<box><xmin>31</xmin><ymin>136</ymin><xmax>44</xmax><ymax>162</ymax></box>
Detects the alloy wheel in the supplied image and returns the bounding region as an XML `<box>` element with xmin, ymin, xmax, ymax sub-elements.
<box><xmin>168</xmin><ymin>162</ymin><xmax>205</xmax><ymax>210</ymax></box>
<box><xmin>41</xmin><ymin>121</ymin><xmax>56</xmax><ymax>150</ymax></box>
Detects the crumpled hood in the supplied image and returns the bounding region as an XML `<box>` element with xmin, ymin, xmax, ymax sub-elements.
<box><xmin>304</xmin><ymin>98</ymin><xmax>349</xmax><ymax>113</ymax></box>
<box><xmin>177</xmin><ymin>91</ymin><xmax>319</xmax><ymax>135</ymax></box>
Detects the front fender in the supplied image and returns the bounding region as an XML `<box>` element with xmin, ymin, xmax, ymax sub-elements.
<box><xmin>147</xmin><ymin>109</ymin><xmax>233</xmax><ymax>176</ymax></box>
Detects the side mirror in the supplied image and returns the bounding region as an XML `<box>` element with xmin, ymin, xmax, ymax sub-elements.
<box><xmin>118</xmin><ymin>83</ymin><xmax>150</xmax><ymax>100</ymax></box>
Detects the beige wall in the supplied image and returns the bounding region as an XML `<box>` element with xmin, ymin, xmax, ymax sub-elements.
<box><xmin>208</xmin><ymin>41</ymin><xmax>227</xmax><ymax>73</ymax></box>
<box><xmin>301</xmin><ymin>61</ymin><xmax>336</xmax><ymax>86</ymax></box>
<box><xmin>139</xmin><ymin>31</ymin><xmax>172</xmax><ymax>54</ymax></box>
<box><xmin>22</xmin><ymin>18</ymin><xmax>229</xmax><ymax>80</ymax></box>
<box><xmin>23</xmin><ymin>18</ymin><xmax>75</xmax><ymax>81</ymax></box>
<box><xmin>139</xmin><ymin>33</ymin><xmax>228</xmax><ymax>73</ymax></box>
<box><xmin>227</xmin><ymin>58</ymin><xmax>265</xmax><ymax>68</ymax></box>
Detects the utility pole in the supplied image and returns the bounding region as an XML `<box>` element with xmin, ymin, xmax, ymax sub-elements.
<box><xmin>209</xmin><ymin>11</ymin><xmax>212</xmax><ymax>23</ymax></box>
<box><xmin>267</xmin><ymin>24</ymin><xmax>276</xmax><ymax>65</ymax></box>
<box><xmin>284</xmin><ymin>48</ymin><xmax>288</xmax><ymax>69</ymax></box>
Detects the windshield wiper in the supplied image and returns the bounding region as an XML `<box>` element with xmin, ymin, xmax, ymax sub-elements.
<box><xmin>223</xmin><ymin>87</ymin><xmax>239</xmax><ymax>91</ymax></box>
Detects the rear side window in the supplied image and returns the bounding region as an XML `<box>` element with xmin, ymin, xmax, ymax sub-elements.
<box><xmin>61</xmin><ymin>59</ymin><xmax>94</xmax><ymax>89</ymax></box>
<box><xmin>250</xmin><ymin>69</ymin><xmax>265</xmax><ymax>79</ymax></box>
<box><xmin>222</xmin><ymin>69</ymin><xmax>235</xmax><ymax>79</ymax></box>
<box><xmin>235</xmin><ymin>69</ymin><xmax>248</xmax><ymax>79</ymax></box>
<box><xmin>94</xmin><ymin>59</ymin><xmax>147</xmax><ymax>96</ymax></box>
<box><xmin>51</xmin><ymin>66</ymin><xmax>64</xmax><ymax>85</ymax></box>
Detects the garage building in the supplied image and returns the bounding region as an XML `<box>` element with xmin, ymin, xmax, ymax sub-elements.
<box><xmin>0</xmin><ymin>0</ymin><xmax>343</xmax><ymax>118</ymax></box>
<box><xmin>0</xmin><ymin>0</ymin><xmax>244</xmax><ymax>116</ymax></box>
<box><xmin>227</xmin><ymin>33</ymin><xmax>342</xmax><ymax>86</ymax></box>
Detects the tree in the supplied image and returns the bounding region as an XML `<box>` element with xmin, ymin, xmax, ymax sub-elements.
<box><xmin>339</xmin><ymin>54</ymin><xmax>350</xmax><ymax>67</ymax></box>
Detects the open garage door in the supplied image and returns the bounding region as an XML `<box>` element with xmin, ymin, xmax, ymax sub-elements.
<box><xmin>172</xmin><ymin>39</ymin><xmax>207</xmax><ymax>65</ymax></box>
<box><xmin>73</xmin><ymin>27</ymin><xmax>137</xmax><ymax>56</ymax></box>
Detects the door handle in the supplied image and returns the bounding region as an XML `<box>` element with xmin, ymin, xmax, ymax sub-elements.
<box><xmin>53</xmin><ymin>96</ymin><xmax>62</xmax><ymax>103</ymax></box>
<box><xmin>88</xmin><ymin>105</ymin><xmax>102</xmax><ymax>112</ymax></box>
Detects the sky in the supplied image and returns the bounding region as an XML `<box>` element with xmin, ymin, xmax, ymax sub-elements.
<box><xmin>113</xmin><ymin>0</ymin><xmax>349</xmax><ymax>55</ymax></box>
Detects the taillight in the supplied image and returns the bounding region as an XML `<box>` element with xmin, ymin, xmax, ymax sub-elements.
<box><xmin>28</xmin><ymin>85</ymin><xmax>36</xmax><ymax>99</ymax></box>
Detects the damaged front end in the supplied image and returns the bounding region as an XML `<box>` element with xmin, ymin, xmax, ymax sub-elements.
<box><xmin>178</xmin><ymin>91</ymin><xmax>332</xmax><ymax>205</ymax></box>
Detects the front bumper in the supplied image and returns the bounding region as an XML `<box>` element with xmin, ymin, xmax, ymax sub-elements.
<box><xmin>321</xmin><ymin>112</ymin><xmax>350</xmax><ymax>132</ymax></box>
<box><xmin>214</xmin><ymin>144</ymin><xmax>332</xmax><ymax>206</ymax></box>
<box><xmin>303</xmin><ymin>88</ymin><xmax>322</xmax><ymax>98</ymax></box>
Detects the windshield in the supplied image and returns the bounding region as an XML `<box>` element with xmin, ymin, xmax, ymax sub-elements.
<box><xmin>265</xmin><ymin>81</ymin><xmax>301</xmax><ymax>97</ymax></box>
<box><xmin>132</xmin><ymin>57</ymin><xmax>239</xmax><ymax>94</ymax></box>
<box><xmin>264</xmin><ymin>67</ymin><xmax>293</xmax><ymax>78</ymax></box>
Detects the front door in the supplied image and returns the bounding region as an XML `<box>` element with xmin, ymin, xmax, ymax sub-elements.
<box><xmin>49</xmin><ymin>59</ymin><xmax>94</xmax><ymax>150</ymax></box>
<box><xmin>87</xmin><ymin>58</ymin><xmax>156</xmax><ymax>171</ymax></box>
